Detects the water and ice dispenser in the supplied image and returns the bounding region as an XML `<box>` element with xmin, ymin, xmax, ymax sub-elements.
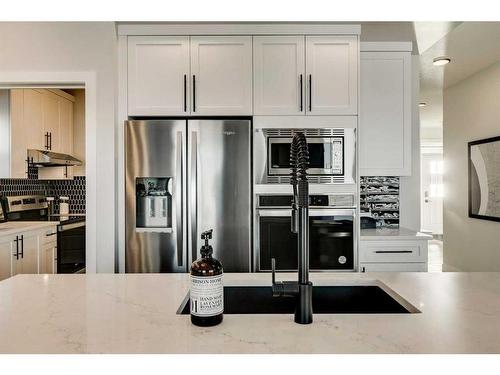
<box><xmin>136</xmin><ymin>177</ymin><xmax>172</xmax><ymax>232</ymax></box>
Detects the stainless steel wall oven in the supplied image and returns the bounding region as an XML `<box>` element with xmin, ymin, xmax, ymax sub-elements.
<box><xmin>255</xmin><ymin>194</ymin><xmax>356</xmax><ymax>272</ymax></box>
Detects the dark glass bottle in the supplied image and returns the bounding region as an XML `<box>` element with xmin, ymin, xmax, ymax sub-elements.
<box><xmin>190</xmin><ymin>229</ymin><xmax>223</xmax><ymax>327</ymax></box>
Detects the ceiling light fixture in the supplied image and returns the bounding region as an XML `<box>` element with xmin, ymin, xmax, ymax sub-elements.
<box><xmin>433</xmin><ymin>57</ymin><xmax>451</xmax><ymax>66</ymax></box>
<box><xmin>419</xmin><ymin>102</ymin><xmax>427</xmax><ymax>107</ymax></box>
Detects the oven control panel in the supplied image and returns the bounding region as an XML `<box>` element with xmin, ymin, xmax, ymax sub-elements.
<box><xmin>258</xmin><ymin>194</ymin><xmax>355</xmax><ymax>208</ymax></box>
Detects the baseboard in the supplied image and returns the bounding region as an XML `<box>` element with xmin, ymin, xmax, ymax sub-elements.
<box><xmin>442</xmin><ymin>263</ymin><xmax>461</xmax><ymax>272</ymax></box>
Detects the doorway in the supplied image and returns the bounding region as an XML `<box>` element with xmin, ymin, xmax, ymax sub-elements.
<box><xmin>421</xmin><ymin>152</ymin><xmax>443</xmax><ymax>235</ymax></box>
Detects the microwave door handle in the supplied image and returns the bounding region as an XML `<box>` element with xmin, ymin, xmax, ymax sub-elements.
<box><xmin>176</xmin><ymin>131</ymin><xmax>184</xmax><ymax>268</ymax></box>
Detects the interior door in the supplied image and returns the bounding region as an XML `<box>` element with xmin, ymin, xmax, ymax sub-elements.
<box><xmin>306</xmin><ymin>35</ymin><xmax>358</xmax><ymax>115</ymax></box>
<box><xmin>253</xmin><ymin>36</ymin><xmax>305</xmax><ymax>115</ymax></box>
<box><xmin>190</xmin><ymin>36</ymin><xmax>252</xmax><ymax>115</ymax></box>
<box><xmin>421</xmin><ymin>153</ymin><xmax>443</xmax><ymax>235</ymax></box>
<box><xmin>128</xmin><ymin>36</ymin><xmax>190</xmax><ymax>116</ymax></box>
<box><xmin>188</xmin><ymin>119</ymin><xmax>251</xmax><ymax>272</ymax></box>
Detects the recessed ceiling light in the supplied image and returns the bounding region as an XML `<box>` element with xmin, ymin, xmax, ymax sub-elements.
<box><xmin>433</xmin><ymin>57</ymin><xmax>451</xmax><ymax>66</ymax></box>
<box><xmin>419</xmin><ymin>102</ymin><xmax>427</xmax><ymax>107</ymax></box>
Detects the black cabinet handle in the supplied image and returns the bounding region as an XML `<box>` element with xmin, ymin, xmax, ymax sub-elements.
<box><xmin>299</xmin><ymin>74</ymin><xmax>303</xmax><ymax>112</ymax></box>
<box><xmin>14</xmin><ymin>236</ymin><xmax>19</xmax><ymax>260</ymax></box>
<box><xmin>374</xmin><ymin>250</ymin><xmax>413</xmax><ymax>254</ymax></box>
<box><xmin>19</xmin><ymin>235</ymin><xmax>24</xmax><ymax>259</ymax></box>
<box><xmin>308</xmin><ymin>74</ymin><xmax>312</xmax><ymax>112</ymax></box>
<box><xmin>192</xmin><ymin>75</ymin><xmax>196</xmax><ymax>112</ymax></box>
<box><xmin>49</xmin><ymin>132</ymin><xmax>52</xmax><ymax>150</ymax></box>
<box><xmin>183</xmin><ymin>74</ymin><xmax>187</xmax><ymax>112</ymax></box>
<box><xmin>44</xmin><ymin>132</ymin><xmax>49</xmax><ymax>150</ymax></box>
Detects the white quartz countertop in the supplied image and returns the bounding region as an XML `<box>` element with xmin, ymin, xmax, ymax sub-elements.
<box><xmin>1</xmin><ymin>272</ymin><xmax>500</xmax><ymax>354</ymax></box>
<box><xmin>0</xmin><ymin>221</ymin><xmax>58</xmax><ymax>237</ymax></box>
<box><xmin>360</xmin><ymin>227</ymin><xmax>432</xmax><ymax>241</ymax></box>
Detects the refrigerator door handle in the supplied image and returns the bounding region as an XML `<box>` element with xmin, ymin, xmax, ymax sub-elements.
<box><xmin>190</xmin><ymin>130</ymin><xmax>198</xmax><ymax>262</ymax></box>
<box><xmin>176</xmin><ymin>131</ymin><xmax>184</xmax><ymax>267</ymax></box>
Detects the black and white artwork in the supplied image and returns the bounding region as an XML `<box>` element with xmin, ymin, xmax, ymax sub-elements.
<box><xmin>469</xmin><ymin>136</ymin><xmax>500</xmax><ymax>222</ymax></box>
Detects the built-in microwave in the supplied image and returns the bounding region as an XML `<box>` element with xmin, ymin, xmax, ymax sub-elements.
<box><xmin>254</xmin><ymin>128</ymin><xmax>356</xmax><ymax>184</ymax></box>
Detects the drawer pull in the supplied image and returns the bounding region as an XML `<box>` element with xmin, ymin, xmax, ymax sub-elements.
<box><xmin>375</xmin><ymin>250</ymin><xmax>413</xmax><ymax>254</ymax></box>
<box><xmin>46</xmin><ymin>232</ymin><xmax>57</xmax><ymax>237</ymax></box>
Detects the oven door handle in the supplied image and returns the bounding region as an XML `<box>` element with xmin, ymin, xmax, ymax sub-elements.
<box><xmin>258</xmin><ymin>209</ymin><xmax>354</xmax><ymax>217</ymax></box>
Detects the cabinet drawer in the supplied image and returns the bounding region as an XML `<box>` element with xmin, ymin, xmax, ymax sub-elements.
<box><xmin>359</xmin><ymin>262</ymin><xmax>427</xmax><ymax>272</ymax></box>
<box><xmin>359</xmin><ymin>240</ymin><xmax>427</xmax><ymax>263</ymax></box>
<box><xmin>41</xmin><ymin>228</ymin><xmax>58</xmax><ymax>245</ymax></box>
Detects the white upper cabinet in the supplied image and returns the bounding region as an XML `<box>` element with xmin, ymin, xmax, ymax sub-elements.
<box><xmin>359</xmin><ymin>51</ymin><xmax>411</xmax><ymax>176</ymax></box>
<box><xmin>128</xmin><ymin>36</ymin><xmax>190</xmax><ymax>116</ymax></box>
<box><xmin>305</xmin><ymin>36</ymin><xmax>358</xmax><ymax>115</ymax></box>
<box><xmin>190</xmin><ymin>36</ymin><xmax>252</xmax><ymax>115</ymax></box>
<box><xmin>253</xmin><ymin>36</ymin><xmax>305</xmax><ymax>115</ymax></box>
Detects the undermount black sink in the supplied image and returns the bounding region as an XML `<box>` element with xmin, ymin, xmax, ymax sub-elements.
<box><xmin>178</xmin><ymin>285</ymin><xmax>418</xmax><ymax>315</ymax></box>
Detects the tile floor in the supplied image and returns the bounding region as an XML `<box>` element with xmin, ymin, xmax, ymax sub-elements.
<box><xmin>428</xmin><ymin>239</ymin><xmax>443</xmax><ymax>272</ymax></box>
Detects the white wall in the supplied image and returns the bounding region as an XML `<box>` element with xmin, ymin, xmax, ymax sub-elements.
<box><xmin>0</xmin><ymin>22</ymin><xmax>117</xmax><ymax>272</ymax></box>
<box><xmin>399</xmin><ymin>55</ymin><xmax>421</xmax><ymax>231</ymax></box>
<box><xmin>443</xmin><ymin>62</ymin><xmax>500</xmax><ymax>271</ymax></box>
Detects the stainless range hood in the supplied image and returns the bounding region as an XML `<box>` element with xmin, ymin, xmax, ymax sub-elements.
<box><xmin>27</xmin><ymin>149</ymin><xmax>83</xmax><ymax>167</ymax></box>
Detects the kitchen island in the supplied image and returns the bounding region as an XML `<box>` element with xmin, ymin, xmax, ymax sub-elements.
<box><xmin>1</xmin><ymin>272</ymin><xmax>500</xmax><ymax>353</ymax></box>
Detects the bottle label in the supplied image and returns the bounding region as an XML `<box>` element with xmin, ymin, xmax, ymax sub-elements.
<box><xmin>190</xmin><ymin>275</ymin><xmax>224</xmax><ymax>317</ymax></box>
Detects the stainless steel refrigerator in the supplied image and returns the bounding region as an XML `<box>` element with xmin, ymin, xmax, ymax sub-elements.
<box><xmin>125</xmin><ymin>119</ymin><xmax>252</xmax><ymax>273</ymax></box>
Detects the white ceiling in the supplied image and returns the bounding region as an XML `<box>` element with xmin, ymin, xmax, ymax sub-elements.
<box><xmin>418</xmin><ymin>22</ymin><xmax>500</xmax><ymax>141</ymax></box>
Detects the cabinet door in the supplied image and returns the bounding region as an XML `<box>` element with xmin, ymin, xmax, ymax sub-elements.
<box><xmin>40</xmin><ymin>242</ymin><xmax>56</xmax><ymax>274</ymax></box>
<box><xmin>0</xmin><ymin>239</ymin><xmax>12</xmax><ymax>281</ymax></box>
<box><xmin>12</xmin><ymin>233</ymin><xmax>38</xmax><ymax>275</ymax></box>
<box><xmin>306</xmin><ymin>36</ymin><xmax>358</xmax><ymax>115</ymax></box>
<box><xmin>190</xmin><ymin>36</ymin><xmax>252</xmax><ymax>115</ymax></box>
<box><xmin>42</xmin><ymin>90</ymin><xmax>61</xmax><ymax>152</ymax></box>
<box><xmin>253</xmin><ymin>36</ymin><xmax>305</xmax><ymax>115</ymax></box>
<box><xmin>10</xmin><ymin>89</ymin><xmax>44</xmax><ymax>178</ymax></box>
<box><xmin>359</xmin><ymin>52</ymin><xmax>412</xmax><ymax>176</ymax></box>
<box><xmin>59</xmin><ymin>98</ymin><xmax>73</xmax><ymax>155</ymax></box>
<box><xmin>128</xmin><ymin>36</ymin><xmax>190</xmax><ymax>116</ymax></box>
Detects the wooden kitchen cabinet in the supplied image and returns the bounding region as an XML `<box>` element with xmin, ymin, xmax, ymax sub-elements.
<box><xmin>0</xmin><ymin>238</ymin><xmax>12</xmax><ymax>281</ymax></box>
<box><xmin>11</xmin><ymin>232</ymin><xmax>38</xmax><ymax>276</ymax></box>
<box><xmin>10</xmin><ymin>89</ymin><xmax>43</xmax><ymax>178</ymax></box>
<box><xmin>0</xmin><ymin>226</ymin><xmax>58</xmax><ymax>280</ymax></box>
<box><xmin>190</xmin><ymin>36</ymin><xmax>252</xmax><ymax>115</ymax></box>
<box><xmin>10</xmin><ymin>88</ymin><xmax>75</xmax><ymax>179</ymax></box>
<box><xmin>128</xmin><ymin>36</ymin><xmax>190</xmax><ymax>116</ymax></box>
<box><xmin>359</xmin><ymin>49</ymin><xmax>412</xmax><ymax>176</ymax></box>
<box><xmin>253</xmin><ymin>36</ymin><xmax>305</xmax><ymax>115</ymax></box>
<box><xmin>40</xmin><ymin>241</ymin><xmax>57</xmax><ymax>274</ymax></box>
<box><xmin>359</xmin><ymin>237</ymin><xmax>429</xmax><ymax>272</ymax></box>
<box><xmin>39</xmin><ymin>227</ymin><xmax>57</xmax><ymax>274</ymax></box>
<box><xmin>253</xmin><ymin>35</ymin><xmax>358</xmax><ymax>116</ymax></box>
<box><xmin>305</xmin><ymin>35</ymin><xmax>358</xmax><ymax>115</ymax></box>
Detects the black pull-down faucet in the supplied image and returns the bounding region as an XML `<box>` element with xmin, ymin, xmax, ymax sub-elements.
<box><xmin>271</xmin><ymin>131</ymin><xmax>313</xmax><ymax>324</ymax></box>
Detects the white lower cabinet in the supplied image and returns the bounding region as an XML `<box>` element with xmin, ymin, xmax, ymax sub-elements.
<box><xmin>12</xmin><ymin>232</ymin><xmax>38</xmax><ymax>276</ymax></box>
<box><xmin>0</xmin><ymin>238</ymin><xmax>12</xmax><ymax>281</ymax></box>
<box><xmin>359</xmin><ymin>239</ymin><xmax>429</xmax><ymax>272</ymax></box>
<box><xmin>40</xmin><ymin>229</ymin><xmax>58</xmax><ymax>274</ymax></box>
<box><xmin>0</xmin><ymin>225</ymin><xmax>58</xmax><ymax>281</ymax></box>
<box><xmin>360</xmin><ymin>262</ymin><xmax>428</xmax><ymax>272</ymax></box>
